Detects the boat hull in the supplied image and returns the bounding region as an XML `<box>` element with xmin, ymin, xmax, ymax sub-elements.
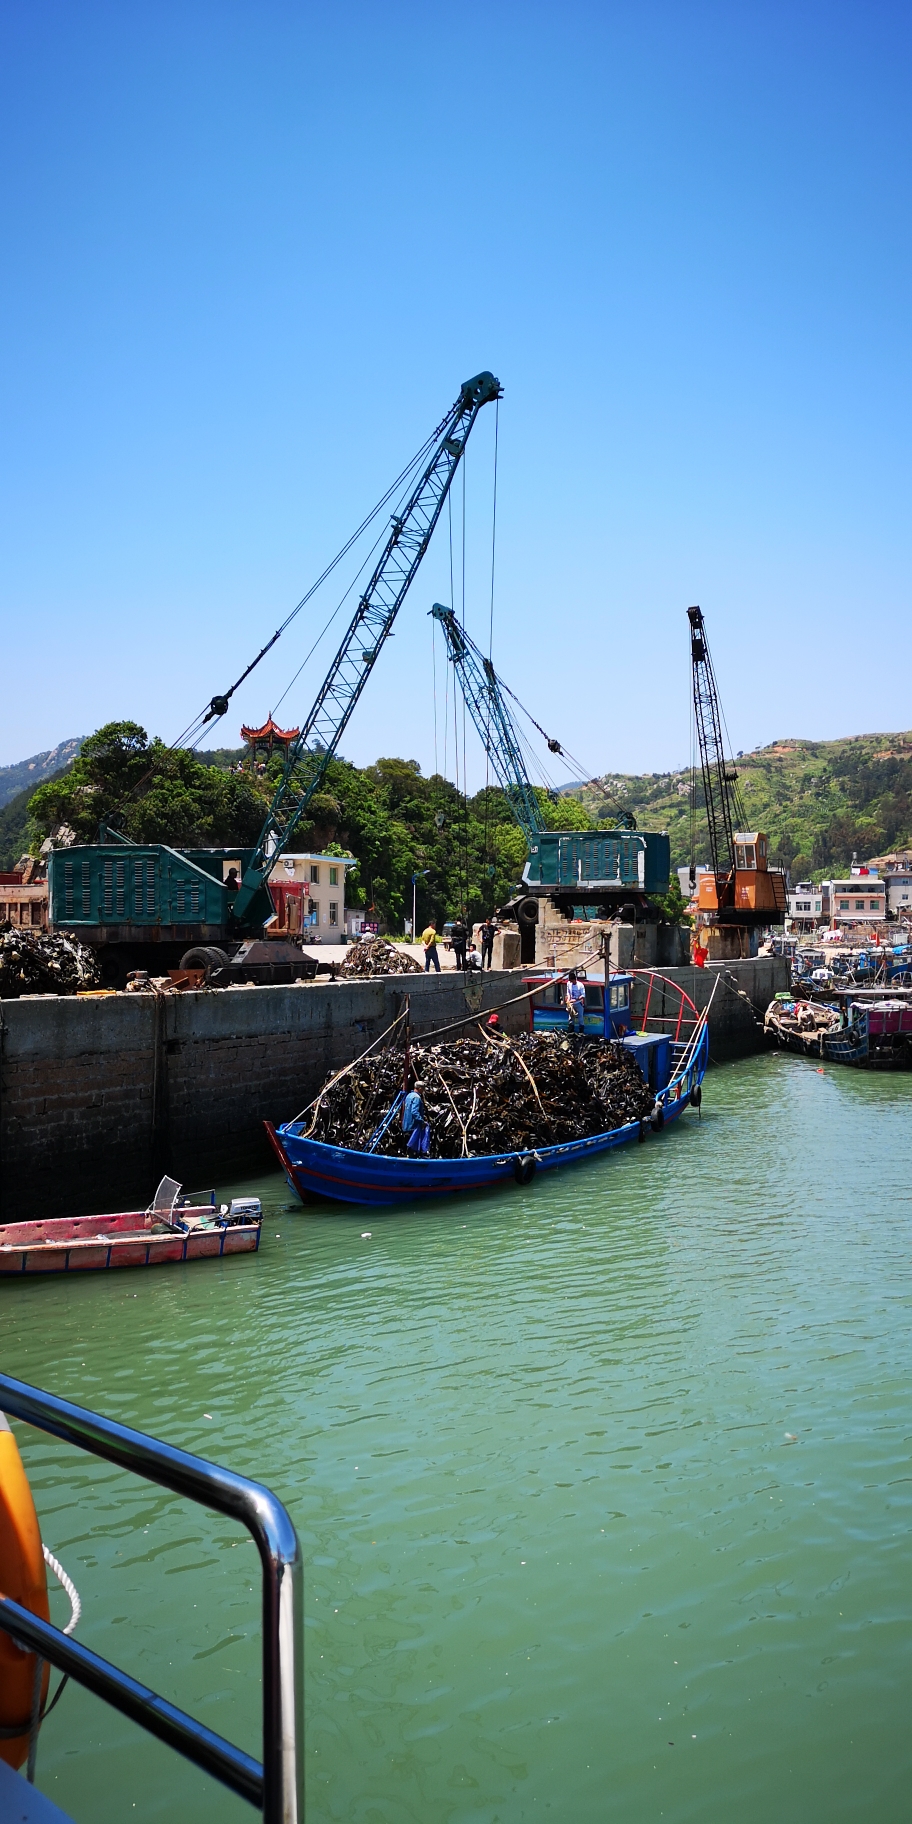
<box><xmin>0</xmin><ymin>1208</ymin><xmax>262</xmax><ymax>1276</ymax></box>
<box><xmin>270</xmin><ymin>1028</ymin><xmax>708</xmax><ymax>1208</ymax></box>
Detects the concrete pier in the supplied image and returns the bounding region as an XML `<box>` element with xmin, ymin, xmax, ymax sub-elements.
<box><xmin>0</xmin><ymin>956</ymin><xmax>786</xmax><ymax>1220</ymax></box>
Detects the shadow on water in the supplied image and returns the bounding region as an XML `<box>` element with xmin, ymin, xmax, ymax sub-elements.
<box><xmin>4</xmin><ymin>1054</ymin><xmax>912</xmax><ymax>1822</ymax></box>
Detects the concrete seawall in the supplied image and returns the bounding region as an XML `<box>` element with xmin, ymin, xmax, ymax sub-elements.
<box><xmin>0</xmin><ymin>956</ymin><xmax>787</xmax><ymax>1220</ymax></box>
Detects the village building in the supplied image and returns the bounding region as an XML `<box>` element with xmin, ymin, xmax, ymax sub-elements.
<box><xmin>262</xmin><ymin>852</ymin><xmax>359</xmax><ymax>940</ymax></box>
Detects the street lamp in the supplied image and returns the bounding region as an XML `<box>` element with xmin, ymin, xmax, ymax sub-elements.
<box><xmin>411</xmin><ymin>870</ymin><xmax>430</xmax><ymax>940</ymax></box>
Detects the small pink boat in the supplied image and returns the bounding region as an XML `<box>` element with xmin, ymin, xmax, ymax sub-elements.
<box><xmin>0</xmin><ymin>1179</ymin><xmax>262</xmax><ymax>1276</ymax></box>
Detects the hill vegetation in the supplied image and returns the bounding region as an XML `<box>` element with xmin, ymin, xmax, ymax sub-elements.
<box><xmin>22</xmin><ymin>721</ymin><xmax>591</xmax><ymax>927</ymax></box>
<box><xmin>9</xmin><ymin>723</ymin><xmax>912</xmax><ymax>907</ymax></box>
<box><xmin>580</xmin><ymin>731</ymin><xmax>912</xmax><ymax>879</ymax></box>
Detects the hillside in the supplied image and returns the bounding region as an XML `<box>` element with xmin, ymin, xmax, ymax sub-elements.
<box><xmin>581</xmin><ymin>731</ymin><xmax>912</xmax><ymax>878</ymax></box>
<box><xmin>0</xmin><ymin>739</ymin><xmax>84</xmax><ymax>810</ymax></box>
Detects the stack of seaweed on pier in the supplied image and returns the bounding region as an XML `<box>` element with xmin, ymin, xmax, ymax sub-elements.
<box><xmin>0</xmin><ymin>925</ymin><xmax>100</xmax><ymax>998</ymax></box>
<box><xmin>340</xmin><ymin>936</ymin><xmax>422</xmax><ymax>977</ymax></box>
<box><xmin>305</xmin><ymin>1031</ymin><xmax>655</xmax><ymax>1157</ymax></box>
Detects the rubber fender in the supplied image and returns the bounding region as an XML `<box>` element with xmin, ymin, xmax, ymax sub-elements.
<box><xmin>650</xmin><ymin>1102</ymin><xmax>665</xmax><ymax>1132</ymax></box>
<box><xmin>513</xmin><ymin>1153</ymin><xmax>538</xmax><ymax>1185</ymax></box>
<box><xmin>0</xmin><ymin>1413</ymin><xmax>50</xmax><ymax>1769</ymax></box>
<box><xmin>690</xmin><ymin>1084</ymin><xmax>702</xmax><ymax>1109</ymax></box>
<box><xmin>638</xmin><ymin>1118</ymin><xmax>649</xmax><ymax>1143</ymax></box>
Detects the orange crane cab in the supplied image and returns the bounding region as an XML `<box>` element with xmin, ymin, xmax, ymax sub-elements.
<box><xmin>696</xmin><ymin>831</ymin><xmax>788</xmax><ymax>919</ymax></box>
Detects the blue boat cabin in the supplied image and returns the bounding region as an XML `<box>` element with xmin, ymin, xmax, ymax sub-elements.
<box><xmin>524</xmin><ymin>972</ymin><xmax>633</xmax><ymax>1039</ymax></box>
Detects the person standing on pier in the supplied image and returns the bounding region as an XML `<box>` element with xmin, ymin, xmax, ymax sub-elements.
<box><xmin>451</xmin><ymin>914</ymin><xmax>467</xmax><ymax>970</ymax></box>
<box><xmin>421</xmin><ymin>921</ymin><xmax>441</xmax><ymax>972</ymax></box>
<box><xmin>481</xmin><ymin>916</ymin><xmax>496</xmax><ymax>969</ymax></box>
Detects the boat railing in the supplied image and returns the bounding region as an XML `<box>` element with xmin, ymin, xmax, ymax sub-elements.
<box><xmin>0</xmin><ymin>1372</ymin><xmax>303</xmax><ymax>1824</ymax></box>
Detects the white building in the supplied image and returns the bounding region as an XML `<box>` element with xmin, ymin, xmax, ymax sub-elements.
<box><xmin>787</xmin><ymin>882</ymin><xmax>826</xmax><ymax>927</ymax></box>
<box><xmin>264</xmin><ymin>852</ymin><xmax>359</xmax><ymax>940</ymax></box>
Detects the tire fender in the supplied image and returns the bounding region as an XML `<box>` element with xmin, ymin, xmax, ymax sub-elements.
<box><xmin>513</xmin><ymin>1153</ymin><xmax>538</xmax><ymax>1185</ymax></box>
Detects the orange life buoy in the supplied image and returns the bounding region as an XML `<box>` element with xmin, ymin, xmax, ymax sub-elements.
<box><xmin>0</xmin><ymin>1412</ymin><xmax>50</xmax><ymax>1770</ymax></box>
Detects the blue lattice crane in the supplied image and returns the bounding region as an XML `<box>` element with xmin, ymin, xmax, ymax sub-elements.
<box><xmin>431</xmin><ymin>606</ymin><xmax>669</xmax><ymax>939</ymax></box>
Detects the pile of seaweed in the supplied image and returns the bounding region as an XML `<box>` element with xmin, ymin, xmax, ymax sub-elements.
<box><xmin>0</xmin><ymin>924</ymin><xmax>100</xmax><ymax>998</ymax></box>
<box><xmin>340</xmin><ymin>936</ymin><xmax>422</xmax><ymax>977</ymax></box>
<box><xmin>304</xmin><ymin>1030</ymin><xmax>656</xmax><ymax>1157</ymax></box>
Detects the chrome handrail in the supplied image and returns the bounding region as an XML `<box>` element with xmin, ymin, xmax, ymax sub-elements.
<box><xmin>0</xmin><ymin>1373</ymin><xmax>303</xmax><ymax>1823</ymax></box>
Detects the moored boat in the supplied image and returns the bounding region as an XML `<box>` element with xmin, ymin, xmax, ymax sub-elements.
<box><xmin>266</xmin><ymin>1016</ymin><xmax>709</xmax><ymax>1208</ymax></box>
<box><xmin>0</xmin><ymin>1180</ymin><xmax>262</xmax><ymax>1276</ymax></box>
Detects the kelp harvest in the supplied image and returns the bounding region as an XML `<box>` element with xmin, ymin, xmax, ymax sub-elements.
<box><xmin>305</xmin><ymin>1031</ymin><xmax>656</xmax><ymax>1158</ymax></box>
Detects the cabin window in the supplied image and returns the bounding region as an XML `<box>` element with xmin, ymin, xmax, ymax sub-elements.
<box><xmin>584</xmin><ymin>985</ymin><xmax>604</xmax><ymax>1010</ymax></box>
<box><xmin>735</xmin><ymin>842</ymin><xmax>756</xmax><ymax>869</ymax></box>
<box><xmin>758</xmin><ymin>837</ymin><xmax>767</xmax><ymax>860</ymax></box>
<box><xmin>329</xmin><ymin>866</ymin><xmax>338</xmax><ymax>886</ymax></box>
<box><xmin>609</xmin><ymin>984</ymin><xmax>628</xmax><ymax>1009</ymax></box>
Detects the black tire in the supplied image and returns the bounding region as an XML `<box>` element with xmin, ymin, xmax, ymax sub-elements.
<box><xmin>638</xmin><ymin>1118</ymin><xmax>649</xmax><ymax>1143</ymax></box>
<box><xmin>179</xmin><ymin>946</ymin><xmax>231</xmax><ymax>972</ymax></box>
<box><xmin>516</xmin><ymin>898</ymin><xmax>540</xmax><ymax>928</ymax></box>
<box><xmin>690</xmin><ymin>1084</ymin><xmax>702</xmax><ymax>1109</ymax></box>
<box><xmin>650</xmin><ymin>1103</ymin><xmax>665</xmax><ymax>1132</ymax></box>
<box><xmin>513</xmin><ymin>1153</ymin><xmax>537</xmax><ymax>1185</ymax></box>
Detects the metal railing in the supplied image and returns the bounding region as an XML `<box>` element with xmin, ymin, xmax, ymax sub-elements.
<box><xmin>0</xmin><ymin>1373</ymin><xmax>303</xmax><ymax>1823</ymax></box>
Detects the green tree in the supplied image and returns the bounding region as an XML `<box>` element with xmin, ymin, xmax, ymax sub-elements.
<box><xmin>28</xmin><ymin>721</ymin><xmax>270</xmax><ymax>849</ymax></box>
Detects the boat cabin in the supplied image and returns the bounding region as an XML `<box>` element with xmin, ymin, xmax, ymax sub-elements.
<box><xmin>523</xmin><ymin>972</ymin><xmax>633</xmax><ymax>1039</ymax></box>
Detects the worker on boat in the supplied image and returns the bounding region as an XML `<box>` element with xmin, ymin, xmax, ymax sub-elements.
<box><xmin>451</xmin><ymin>914</ymin><xmax>467</xmax><ymax>970</ymax></box>
<box><xmin>402</xmin><ymin>1079</ymin><xmax>431</xmax><ymax>1155</ymax></box>
<box><xmin>421</xmin><ymin>921</ymin><xmax>441</xmax><ymax>973</ymax></box>
<box><xmin>564</xmin><ymin>970</ymin><xmax>586</xmax><ymax>1040</ymax></box>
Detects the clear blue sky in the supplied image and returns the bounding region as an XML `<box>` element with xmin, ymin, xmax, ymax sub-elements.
<box><xmin>3</xmin><ymin>2</ymin><xmax>910</xmax><ymax>784</ymax></box>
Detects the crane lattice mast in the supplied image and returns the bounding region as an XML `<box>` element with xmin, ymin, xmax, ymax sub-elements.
<box><xmin>231</xmin><ymin>371</ymin><xmax>501</xmax><ymax>923</ymax></box>
<box><xmin>687</xmin><ymin>604</ymin><xmax>744</xmax><ymax>898</ymax></box>
<box><xmin>430</xmin><ymin>606</ymin><xmax>544</xmax><ymax>846</ymax></box>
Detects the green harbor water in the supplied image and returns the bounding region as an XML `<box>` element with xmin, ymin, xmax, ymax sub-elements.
<box><xmin>5</xmin><ymin>1052</ymin><xmax>912</xmax><ymax>1824</ymax></box>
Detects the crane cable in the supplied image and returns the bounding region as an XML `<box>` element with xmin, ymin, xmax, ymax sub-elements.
<box><xmin>171</xmin><ymin>421</ymin><xmax>441</xmax><ymax>752</ymax></box>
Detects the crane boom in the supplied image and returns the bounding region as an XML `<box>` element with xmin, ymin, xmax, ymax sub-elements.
<box><xmin>687</xmin><ymin>604</ymin><xmax>743</xmax><ymax>898</ymax></box>
<box><xmin>231</xmin><ymin>371</ymin><xmax>501</xmax><ymax>923</ymax></box>
<box><xmin>430</xmin><ymin>605</ymin><xmax>544</xmax><ymax>846</ymax></box>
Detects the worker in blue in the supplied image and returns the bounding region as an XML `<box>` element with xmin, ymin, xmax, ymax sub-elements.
<box><xmin>402</xmin><ymin>1078</ymin><xmax>431</xmax><ymax>1155</ymax></box>
<box><xmin>564</xmin><ymin>970</ymin><xmax>586</xmax><ymax>1041</ymax></box>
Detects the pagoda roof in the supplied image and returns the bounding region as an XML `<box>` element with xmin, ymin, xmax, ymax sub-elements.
<box><xmin>240</xmin><ymin>716</ymin><xmax>301</xmax><ymax>743</ymax></box>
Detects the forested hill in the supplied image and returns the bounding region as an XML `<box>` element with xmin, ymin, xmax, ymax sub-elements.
<box><xmin>581</xmin><ymin>731</ymin><xmax>912</xmax><ymax>877</ymax></box>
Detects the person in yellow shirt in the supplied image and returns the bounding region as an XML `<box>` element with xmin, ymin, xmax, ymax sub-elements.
<box><xmin>421</xmin><ymin>922</ymin><xmax>441</xmax><ymax>972</ymax></box>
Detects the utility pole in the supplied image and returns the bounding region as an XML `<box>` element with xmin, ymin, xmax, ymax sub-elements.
<box><xmin>411</xmin><ymin>870</ymin><xmax>429</xmax><ymax>941</ymax></box>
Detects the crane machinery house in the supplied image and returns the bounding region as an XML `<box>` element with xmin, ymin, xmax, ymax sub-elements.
<box><xmin>264</xmin><ymin>854</ymin><xmax>358</xmax><ymax>940</ymax></box>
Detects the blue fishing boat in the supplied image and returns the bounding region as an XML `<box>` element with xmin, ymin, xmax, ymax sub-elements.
<box><xmin>266</xmin><ymin>980</ymin><xmax>709</xmax><ymax>1208</ymax></box>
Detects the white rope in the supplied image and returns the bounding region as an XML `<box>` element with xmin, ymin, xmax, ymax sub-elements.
<box><xmin>42</xmin><ymin>1544</ymin><xmax>81</xmax><ymax>1635</ymax></box>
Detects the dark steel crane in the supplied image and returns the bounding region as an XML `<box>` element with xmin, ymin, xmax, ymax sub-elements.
<box><xmin>687</xmin><ymin>604</ymin><xmax>744</xmax><ymax>907</ymax></box>
<box><xmin>230</xmin><ymin>371</ymin><xmax>501</xmax><ymax>925</ymax></box>
<box><xmin>687</xmin><ymin>604</ymin><xmax>785</xmax><ymax>933</ymax></box>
